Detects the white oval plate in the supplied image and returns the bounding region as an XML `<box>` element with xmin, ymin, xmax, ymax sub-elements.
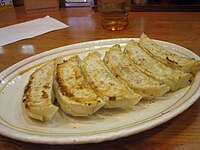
<box><xmin>0</xmin><ymin>38</ymin><xmax>200</xmax><ymax>145</ymax></box>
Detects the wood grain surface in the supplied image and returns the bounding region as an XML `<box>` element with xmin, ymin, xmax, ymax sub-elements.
<box><xmin>0</xmin><ymin>6</ymin><xmax>199</xmax><ymax>150</ymax></box>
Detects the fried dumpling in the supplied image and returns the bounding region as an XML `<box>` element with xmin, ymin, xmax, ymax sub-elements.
<box><xmin>22</xmin><ymin>61</ymin><xmax>58</xmax><ymax>121</ymax></box>
<box><xmin>54</xmin><ymin>55</ymin><xmax>105</xmax><ymax>116</ymax></box>
<box><xmin>81</xmin><ymin>52</ymin><xmax>142</xmax><ymax>108</ymax></box>
<box><xmin>104</xmin><ymin>44</ymin><xmax>170</xmax><ymax>99</ymax></box>
<box><xmin>139</xmin><ymin>33</ymin><xmax>200</xmax><ymax>74</ymax></box>
<box><xmin>124</xmin><ymin>40</ymin><xmax>192</xmax><ymax>91</ymax></box>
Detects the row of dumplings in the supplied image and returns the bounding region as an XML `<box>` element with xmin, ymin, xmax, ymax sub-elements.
<box><xmin>22</xmin><ymin>33</ymin><xmax>200</xmax><ymax>121</ymax></box>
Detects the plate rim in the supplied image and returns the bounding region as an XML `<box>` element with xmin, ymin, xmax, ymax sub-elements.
<box><xmin>0</xmin><ymin>38</ymin><xmax>200</xmax><ymax>144</ymax></box>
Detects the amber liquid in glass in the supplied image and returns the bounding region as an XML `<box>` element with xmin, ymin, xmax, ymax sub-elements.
<box><xmin>99</xmin><ymin>0</ymin><xmax>130</xmax><ymax>31</ymax></box>
<box><xmin>101</xmin><ymin>12</ymin><xmax>129</xmax><ymax>31</ymax></box>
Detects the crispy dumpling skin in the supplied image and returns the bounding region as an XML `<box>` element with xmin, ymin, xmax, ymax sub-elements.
<box><xmin>104</xmin><ymin>44</ymin><xmax>170</xmax><ymax>99</ymax></box>
<box><xmin>54</xmin><ymin>55</ymin><xmax>105</xmax><ymax>116</ymax></box>
<box><xmin>81</xmin><ymin>52</ymin><xmax>142</xmax><ymax>109</ymax></box>
<box><xmin>124</xmin><ymin>40</ymin><xmax>192</xmax><ymax>91</ymax></box>
<box><xmin>139</xmin><ymin>33</ymin><xmax>200</xmax><ymax>74</ymax></box>
<box><xmin>22</xmin><ymin>61</ymin><xmax>58</xmax><ymax>121</ymax></box>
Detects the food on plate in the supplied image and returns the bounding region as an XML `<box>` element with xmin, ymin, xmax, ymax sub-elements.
<box><xmin>22</xmin><ymin>61</ymin><xmax>58</xmax><ymax>121</ymax></box>
<box><xmin>139</xmin><ymin>33</ymin><xmax>200</xmax><ymax>74</ymax></box>
<box><xmin>124</xmin><ymin>40</ymin><xmax>192</xmax><ymax>91</ymax></box>
<box><xmin>81</xmin><ymin>52</ymin><xmax>142</xmax><ymax>108</ymax></box>
<box><xmin>54</xmin><ymin>55</ymin><xmax>105</xmax><ymax>116</ymax></box>
<box><xmin>21</xmin><ymin>33</ymin><xmax>200</xmax><ymax>121</ymax></box>
<box><xmin>104</xmin><ymin>44</ymin><xmax>170</xmax><ymax>99</ymax></box>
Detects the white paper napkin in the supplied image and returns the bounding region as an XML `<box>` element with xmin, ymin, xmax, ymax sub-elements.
<box><xmin>0</xmin><ymin>16</ymin><xmax>69</xmax><ymax>46</ymax></box>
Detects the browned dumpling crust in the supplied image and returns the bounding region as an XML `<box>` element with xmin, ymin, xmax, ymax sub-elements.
<box><xmin>22</xmin><ymin>61</ymin><xmax>58</xmax><ymax>121</ymax></box>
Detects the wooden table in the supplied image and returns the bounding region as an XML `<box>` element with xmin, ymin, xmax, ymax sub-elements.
<box><xmin>0</xmin><ymin>6</ymin><xmax>200</xmax><ymax>150</ymax></box>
